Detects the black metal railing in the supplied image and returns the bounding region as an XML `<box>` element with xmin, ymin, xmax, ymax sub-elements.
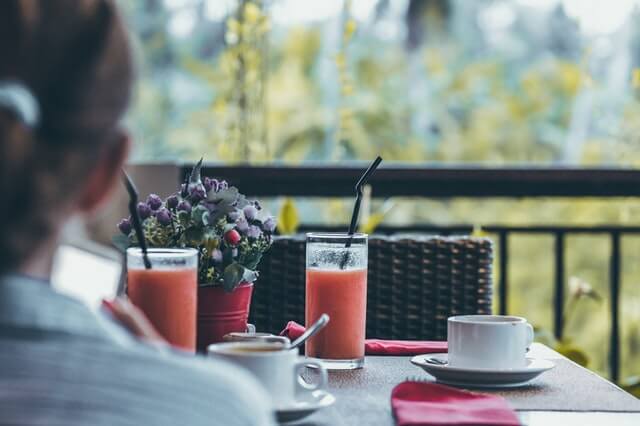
<box><xmin>182</xmin><ymin>164</ymin><xmax>640</xmax><ymax>382</ymax></box>
<box><xmin>187</xmin><ymin>164</ymin><xmax>640</xmax><ymax>197</ymax></box>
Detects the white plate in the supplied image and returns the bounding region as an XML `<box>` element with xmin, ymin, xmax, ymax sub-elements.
<box><xmin>410</xmin><ymin>353</ymin><xmax>555</xmax><ymax>389</ymax></box>
<box><xmin>275</xmin><ymin>390</ymin><xmax>336</xmax><ymax>423</ymax></box>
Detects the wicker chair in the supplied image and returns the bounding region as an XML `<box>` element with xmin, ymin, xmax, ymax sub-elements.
<box><xmin>249</xmin><ymin>235</ymin><xmax>493</xmax><ymax>340</ymax></box>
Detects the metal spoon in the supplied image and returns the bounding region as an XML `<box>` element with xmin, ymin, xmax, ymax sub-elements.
<box><xmin>425</xmin><ymin>357</ymin><xmax>448</xmax><ymax>366</ymax></box>
<box><xmin>290</xmin><ymin>314</ymin><xmax>330</xmax><ymax>350</ymax></box>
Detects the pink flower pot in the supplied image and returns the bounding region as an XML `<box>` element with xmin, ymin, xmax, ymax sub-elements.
<box><xmin>196</xmin><ymin>282</ymin><xmax>254</xmax><ymax>352</ymax></box>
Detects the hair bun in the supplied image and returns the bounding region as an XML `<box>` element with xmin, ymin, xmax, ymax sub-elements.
<box><xmin>0</xmin><ymin>82</ymin><xmax>40</xmax><ymax>128</ymax></box>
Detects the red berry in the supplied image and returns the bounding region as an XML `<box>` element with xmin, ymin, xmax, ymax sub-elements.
<box><xmin>224</xmin><ymin>229</ymin><xmax>241</xmax><ymax>245</ymax></box>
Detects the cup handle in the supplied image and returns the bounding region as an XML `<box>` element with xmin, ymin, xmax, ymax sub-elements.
<box><xmin>246</xmin><ymin>323</ymin><xmax>256</xmax><ymax>334</ymax></box>
<box><xmin>525</xmin><ymin>323</ymin><xmax>534</xmax><ymax>353</ymax></box>
<box><xmin>294</xmin><ymin>358</ymin><xmax>328</xmax><ymax>394</ymax></box>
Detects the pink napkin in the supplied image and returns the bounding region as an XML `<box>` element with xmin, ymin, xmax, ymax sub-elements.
<box><xmin>391</xmin><ymin>381</ymin><xmax>520</xmax><ymax>426</ymax></box>
<box><xmin>280</xmin><ymin>321</ymin><xmax>447</xmax><ymax>356</ymax></box>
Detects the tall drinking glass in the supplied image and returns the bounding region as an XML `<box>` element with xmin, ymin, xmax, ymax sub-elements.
<box><xmin>127</xmin><ymin>248</ymin><xmax>198</xmax><ymax>352</ymax></box>
<box><xmin>305</xmin><ymin>233</ymin><xmax>368</xmax><ymax>370</ymax></box>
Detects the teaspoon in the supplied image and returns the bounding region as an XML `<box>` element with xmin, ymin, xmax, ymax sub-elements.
<box><xmin>290</xmin><ymin>314</ymin><xmax>330</xmax><ymax>350</ymax></box>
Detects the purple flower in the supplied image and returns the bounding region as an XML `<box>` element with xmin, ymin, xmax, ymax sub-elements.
<box><xmin>243</xmin><ymin>205</ymin><xmax>258</xmax><ymax>221</ymax></box>
<box><xmin>219</xmin><ymin>180</ymin><xmax>229</xmax><ymax>190</ymax></box>
<box><xmin>211</xmin><ymin>249</ymin><xmax>223</xmax><ymax>263</ymax></box>
<box><xmin>203</xmin><ymin>177</ymin><xmax>213</xmax><ymax>192</ymax></box>
<box><xmin>209</xmin><ymin>178</ymin><xmax>220</xmax><ymax>193</ymax></box>
<box><xmin>262</xmin><ymin>216</ymin><xmax>276</xmax><ymax>233</ymax></box>
<box><xmin>189</xmin><ymin>184</ymin><xmax>206</xmax><ymax>202</ymax></box>
<box><xmin>146</xmin><ymin>194</ymin><xmax>162</xmax><ymax>211</ymax></box>
<box><xmin>247</xmin><ymin>225</ymin><xmax>262</xmax><ymax>239</ymax></box>
<box><xmin>137</xmin><ymin>202</ymin><xmax>151</xmax><ymax>220</ymax></box>
<box><xmin>236</xmin><ymin>216</ymin><xmax>249</xmax><ymax>233</ymax></box>
<box><xmin>155</xmin><ymin>208</ymin><xmax>171</xmax><ymax>226</ymax></box>
<box><xmin>228</xmin><ymin>210</ymin><xmax>243</xmax><ymax>222</ymax></box>
<box><xmin>177</xmin><ymin>200</ymin><xmax>192</xmax><ymax>214</ymax></box>
<box><xmin>117</xmin><ymin>218</ymin><xmax>132</xmax><ymax>235</ymax></box>
<box><xmin>166</xmin><ymin>194</ymin><xmax>179</xmax><ymax>209</ymax></box>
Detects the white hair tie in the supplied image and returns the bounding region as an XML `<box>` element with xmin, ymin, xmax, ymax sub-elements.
<box><xmin>0</xmin><ymin>81</ymin><xmax>40</xmax><ymax>128</ymax></box>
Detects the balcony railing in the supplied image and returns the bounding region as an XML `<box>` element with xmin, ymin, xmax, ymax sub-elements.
<box><xmin>181</xmin><ymin>164</ymin><xmax>640</xmax><ymax>382</ymax></box>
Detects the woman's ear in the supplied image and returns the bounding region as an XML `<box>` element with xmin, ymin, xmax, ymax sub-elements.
<box><xmin>76</xmin><ymin>132</ymin><xmax>131</xmax><ymax>214</ymax></box>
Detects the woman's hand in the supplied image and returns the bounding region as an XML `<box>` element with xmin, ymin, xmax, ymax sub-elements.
<box><xmin>102</xmin><ymin>298</ymin><xmax>167</xmax><ymax>346</ymax></box>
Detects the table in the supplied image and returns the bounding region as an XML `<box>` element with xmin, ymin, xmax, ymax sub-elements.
<box><xmin>300</xmin><ymin>344</ymin><xmax>640</xmax><ymax>426</ymax></box>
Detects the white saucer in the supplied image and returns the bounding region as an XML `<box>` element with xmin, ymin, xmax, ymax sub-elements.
<box><xmin>275</xmin><ymin>390</ymin><xmax>336</xmax><ymax>423</ymax></box>
<box><xmin>410</xmin><ymin>353</ymin><xmax>555</xmax><ymax>389</ymax></box>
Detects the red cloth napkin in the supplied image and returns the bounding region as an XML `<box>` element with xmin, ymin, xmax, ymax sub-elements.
<box><xmin>280</xmin><ymin>321</ymin><xmax>447</xmax><ymax>356</ymax></box>
<box><xmin>391</xmin><ymin>381</ymin><xmax>520</xmax><ymax>426</ymax></box>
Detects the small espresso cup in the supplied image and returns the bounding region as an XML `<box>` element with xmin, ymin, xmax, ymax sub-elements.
<box><xmin>447</xmin><ymin>315</ymin><xmax>534</xmax><ymax>370</ymax></box>
<box><xmin>207</xmin><ymin>341</ymin><xmax>327</xmax><ymax>409</ymax></box>
<box><xmin>222</xmin><ymin>331</ymin><xmax>291</xmax><ymax>345</ymax></box>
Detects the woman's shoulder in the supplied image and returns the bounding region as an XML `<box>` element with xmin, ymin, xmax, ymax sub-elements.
<box><xmin>95</xmin><ymin>340</ymin><xmax>275</xmax><ymax>425</ymax></box>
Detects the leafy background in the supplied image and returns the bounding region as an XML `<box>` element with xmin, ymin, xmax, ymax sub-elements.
<box><xmin>118</xmin><ymin>0</ymin><xmax>640</xmax><ymax>388</ymax></box>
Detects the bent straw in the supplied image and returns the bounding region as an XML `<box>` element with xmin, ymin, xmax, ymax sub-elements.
<box><xmin>340</xmin><ymin>156</ymin><xmax>383</xmax><ymax>269</ymax></box>
<box><xmin>123</xmin><ymin>171</ymin><xmax>152</xmax><ymax>270</ymax></box>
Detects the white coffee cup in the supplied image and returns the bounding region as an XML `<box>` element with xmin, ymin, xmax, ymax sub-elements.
<box><xmin>223</xmin><ymin>331</ymin><xmax>291</xmax><ymax>345</ymax></box>
<box><xmin>447</xmin><ymin>315</ymin><xmax>534</xmax><ymax>370</ymax></box>
<box><xmin>207</xmin><ymin>341</ymin><xmax>328</xmax><ymax>409</ymax></box>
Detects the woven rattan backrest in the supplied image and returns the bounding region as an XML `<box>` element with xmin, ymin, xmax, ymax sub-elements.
<box><xmin>250</xmin><ymin>235</ymin><xmax>493</xmax><ymax>340</ymax></box>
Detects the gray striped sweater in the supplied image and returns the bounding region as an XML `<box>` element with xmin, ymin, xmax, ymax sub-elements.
<box><xmin>0</xmin><ymin>275</ymin><xmax>275</xmax><ymax>426</ymax></box>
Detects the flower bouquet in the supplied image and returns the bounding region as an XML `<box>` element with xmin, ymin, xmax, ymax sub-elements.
<box><xmin>116</xmin><ymin>160</ymin><xmax>276</xmax><ymax>348</ymax></box>
<box><xmin>116</xmin><ymin>160</ymin><xmax>275</xmax><ymax>291</ymax></box>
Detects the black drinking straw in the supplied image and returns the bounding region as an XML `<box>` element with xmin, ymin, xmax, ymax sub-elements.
<box><xmin>340</xmin><ymin>156</ymin><xmax>383</xmax><ymax>269</ymax></box>
<box><xmin>123</xmin><ymin>171</ymin><xmax>152</xmax><ymax>270</ymax></box>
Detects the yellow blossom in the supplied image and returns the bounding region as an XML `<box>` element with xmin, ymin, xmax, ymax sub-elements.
<box><xmin>341</xmin><ymin>84</ymin><xmax>354</xmax><ymax>96</ymax></box>
<box><xmin>344</xmin><ymin>19</ymin><xmax>357</xmax><ymax>41</ymax></box>
<box><xmin>258</xmin><ymin>16</ymin><xmax>271</xmax><ymax>35</ymax></box>
<box><xmin>226</xmin><ymin>18</ymin><xmax>240</xmax><ymax>34</ymax></box>
<box><xmin>244</xmin><ymin>2</ymin><xmax>261</xmax><ymax>25</ymax></box>
<box><xmin>556</xmin><ymin>61</ymin><xmax>582</xmax><ymax>96</ymax></box>
<box><xmin>632</xmin><ymin>69</ymin><xmax>640</xmax><ymax>89</ymax></box>
<box><xmin>278</xmin><ymin>198</ymin><xmax>300</xmax><ymax>235</ymax></box>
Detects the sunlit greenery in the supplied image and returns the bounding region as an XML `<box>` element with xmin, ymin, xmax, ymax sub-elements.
<box><xmin>120</xmin><ymin>0</ymin><xmax>640</xmax><ymax>383</ymax></box>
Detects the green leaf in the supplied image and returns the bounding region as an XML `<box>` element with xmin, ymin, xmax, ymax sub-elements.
<box><xmin>242</xmin><ymin>251</ymin><xmax>263</xmax><ymax>270</ymax></box>
<box><xmin>177</xmin><ymin>210</ymin><xmax>190</xmax><ymax>225</ymax></box>
<box><xmin>242</xmin><ymin>268</ymin><xmax>259</xmax><ymax>284</ymax></box>
<box><xmin>204</xmin><ymin>235</ymin><xmax>220</xmax><ymax>253</ymax></box>
<box><xmin>191</xmin><ymin>204</ymin><xmax>210</xmax><ymax>226</ymax></box>
<box><xmin>278</xmin><ymin>197</ymin><xmax>299</xmax><ymax>235</ymax></box>
<box><xmin>223</xmin><ymin>247</ymin><xmax>235</xmax><ymax>264</ymax></box>
<box><xmin>208</xmin><ymin>207</ymin><xmax>228</xmax><ymax>224</ymax></box>
<box><xmin>209</xmin><ymin>186</ymin><xmax>237</xmax><ymax>204</ymax></box>
<box><xmin>184</xmin><ymin>227</ymin><xmax>205</xmax><ymax>246</ymax></box>
<box><xmin>621</xmin><ymin>376</ymin><xmax>640</xmax><ymax>398</ymax></box>
<box><xmin>555</xmin><ymin>341</ymin><xmax>589</xmax><ymax>367</ymax></box>
<box><xmin>223</xmin><ymin>263</ymin><xmax>245</xmax><ymax>292</ymax></box>
<box><xmin>189</xmin><ymin>157</ymin><xmax>203</xmax><ymax>184</ymax></box>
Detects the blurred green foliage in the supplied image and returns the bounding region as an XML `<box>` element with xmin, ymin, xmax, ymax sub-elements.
<box><xmin>119</xmin><ymin>0</ymin><xmax>640</xmax><ymax>385</ymax></box>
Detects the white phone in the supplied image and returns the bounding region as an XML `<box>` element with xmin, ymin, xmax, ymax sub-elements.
<box><xmin>51</xmin><ymin>240</ymin><xmax>124</xmax><ymax>310</ymax></box>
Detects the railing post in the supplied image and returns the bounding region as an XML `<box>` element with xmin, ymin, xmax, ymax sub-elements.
<box><xmin>554</xmin><ymin>232</ymin><xmax>565</xmax><ymax>340</ymax></box>
<box><xmin>498</xmin><ymin>231</ymin><xmax>508</xmax><ymax>315</ymax></box>
<box><xmin>610</xmin><ymin>232</ymin><xmax>621</xmax><ymax>383</ymax></box>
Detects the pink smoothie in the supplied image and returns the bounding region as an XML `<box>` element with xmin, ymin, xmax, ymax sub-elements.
<box><xmin>305</xmin><ymin>268</ymin><xmax>367</xmax><ymax>359</ymax></box>
<box><xmin>128</xmin><ymin>268</ymin><xmax>197</xmax><ymax>352</ymax></box>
